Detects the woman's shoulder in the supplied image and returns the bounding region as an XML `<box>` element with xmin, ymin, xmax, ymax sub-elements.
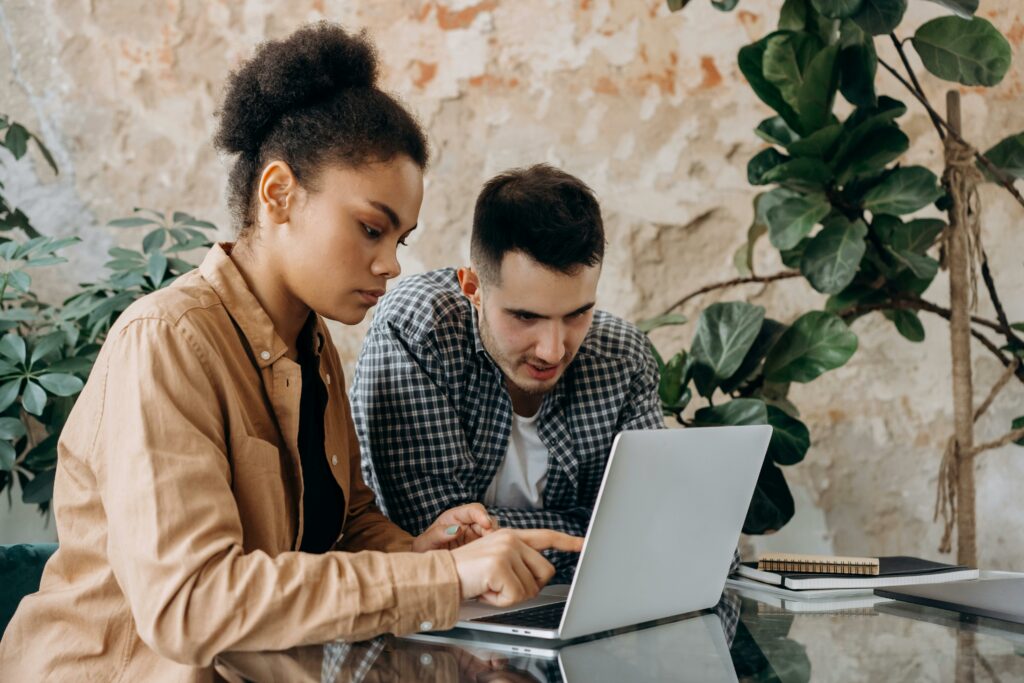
<box><xmin>107</xmin><ymin>269</ymin><xmax>229</xmax><ymax>345</ymax></box>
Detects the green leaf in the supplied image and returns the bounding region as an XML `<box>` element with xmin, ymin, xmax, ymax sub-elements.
<box><xmin>764</xmin><ymin>311</ymin><xmax>858</xmax><ymax>382</ymax></box>
<box><xmin>734</xmin><ymin>194</ymin><xmax>772</xmax><ymax>276</ymax></box>
<box><xmin>36</xmin><ymin>373</ymin><xmax>84</xmax><ymax>396</ymax></box>
<box><xmin>0</xmin><ymin>333</ymin><xmax>27</xmax><ymax>363</ymax></box>
<box><xmin>766</xmin><ymin>405</ymin><xmax>810</xmax><ymax>465</ymax></box>
<box><xmin>637</xmin><ymin>313</ymin><xmax>688</xmax><ymax>334</ymax></box>
<box><xmin>719</xmin><ymin>318</ymin><xmax>788</xmax><ymax>394</ymax></box>
<box><xmin>839</xmin><ymin>40</ymin><xmax>878</xmax><ymax>108</ymax></box>
<box><xmin>0</xmin><ymin>379</ymin><xmax>22</xmax><ymax>412</ymax></box>
<box><xmin>7</xmin><ymin>270</ymin><xmax>31</xmax><ymax>293</ymax></box>
<box><xmin>0</xmin><ymin>441</ymin><xmax>14</xmax><ymax>472</ymax></box>
<box><xmin>739</xmin><ymin>33</ymin><xmax>805</xmax><ymax>133</ymax></box>
<box><xmin>779</xmin><ymin>0</ymin><xmax>808</xmax><ymax>31</ymax></box>
<box><xmin>863</xmin><ymin>166</ymin><xmax>942</xmax><ymax>215</ymax></box>
<box><xmin>22</xmin><ymin>468</ymin><xmax>55</xmax><ymax>505</ymax></box>
<box><xmin>42</xmin><ymin>356</ymin><xmax>94</xmax><ymax>374</ymax></box>
<box><xmin>29</xmin><ymin>332</ymin><xmax>64</xmax><ymax>365</ymax></box>
<box><xmin>800</xmin><ymin>217</ymin><xmax>868</xmax><ymax>294</ymax></box>
<box><xmin>0</xmin><ymin>416</ymin><xmax>26</xmax><ymax>440</ymax></box>
<box><xmin>787</xmin><ymin>123</ymin><xmax>842</xmax><ymax>158</ymax></box>
<box><xmin>21</xmin><ymin>380</ymin><xmax>46</xmax><ymax>416</ymax></box>
<box><xmin>1012</xmin><ymin>416</ymin><xmax>1024</xmax><ymax>447</ymax></box>
<box><xmin>762</xmin><ymin>158</ymin><xmax>833</xmax><ymax>192</ymax></box>
<box><xmin>693</xmin><ymin>397</ymin><xmax>769</xmax><ymax>427</ymax></box>
<box><xmin>981</xmin><ymin>132</ymin><xmax>1024</xmax><ymax>182</ymax></box>
<box><xmin>744</xmin><ymin>459</ymin><xmax>796</xmax><ymax>534</ymax></box>
<box><xmin>811</xmin><ymin>0</ymin><xmax>863</xmax><ymax>18</ymax></box>
<box><xmin>659</xmin><ymin>351</ymin><xmax>690</xmax><ymax>407</ymax></box>
<box><xmin>142</xmin><ymin>228</ymin><xmax>167</xmax><ymax>254</ymax></box>
<box><xmin>29</xmin><ymin>132</ymin><xmax>58</xmax><ymax>175</ymax></box>
<box><xmin>886</xmin><ymin>246</ymin><xmax>939</xmax><ymax>280</ymax></box>
<box><xmin>851</xmin><ymin>0</ymin><xmax>907</xmax><ymax>35</ymax></box>
<box><xmin>912</xmin><ymin>16</ymin><xmax>1012</xmax><ymax>87</ymax></box>
<box><xmin>147</xmin><ymin>251</ymin><xmax>168</xmax><ymax>286</ymax></box>
<box><xmin>108</xmin><ymin>216</ymin><xmax>160</xmax><ymax>228</ymax></box>
<box><xmin>767</xmin><ymin>193</ymin><xmax>831</xmax><ymax>250</ymax></box>
<box><xmin>756</xmin><ymin>116</ymin><xmax>800</xmax><ymax>146</ymax></box>
<box><xmin>712</xmin><ymin>0</ymin><xmax>739</xmax><ymax>9</ymax></box>
<box><xmin>834</xmin><ymin>125</ymin><xmax>909</xmax><ymax>183</ymax></box>
<box><xmin>797</xmin><ymin>44</ymin><xmax>841</xmax><ymax>133</ymax></box>
<box><xmin>922</xmin><ymin>0</ymin><xmax>976</xmax><ymax>19</ymax></box>
<box><xmin>1011</xmin><ymin>323</ymin><xmax>1024</xmax><ymax>333</ymax></box>
<box><xmin>877</xmin><ymin>216</ymin><xmax>946</xmax><ymax>253</ymax></box>
<box><xmin>763</xmin><ymin>33</ymin><xmax>823</xmax><ymax>114</ymax></box>
<box><xmin>780</xmin><ymin>238</ymin><xmax>811</xmax><ymax>268</ymax></box>
<box><xmin>690</xmin><ymin>303</ymin><xmax>767</xmax><ymax>398</ymax></box>
<box><xmin>3</xmin><ymin>124</ymin><xmax>30</xmax><ymax>159</ymax></box>
<box><xmin>888</xmin><ymin>309</ymin><xmax>925</xmax><ymax>342</ymax></box>
<box><xmin>748</xmin><ymin>148</ymin><xmax>789</xmax><ymax>185</ymax></box>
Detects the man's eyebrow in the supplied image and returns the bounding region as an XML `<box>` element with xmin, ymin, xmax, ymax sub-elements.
<box><xmin>504</xmin><ymin>302</ymin><xmax>595</xmax><ymax>319</ymax></box>
<box><xmin>368</xmin><ymin>200</ymin><xmax>417</xmax><ymax>231</ymax></box>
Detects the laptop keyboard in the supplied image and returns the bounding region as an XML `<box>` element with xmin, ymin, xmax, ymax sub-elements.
<box><xmin>470</xmin><ymin>601</ymin><xmax>566</xmax><ymax>629</ymax></box>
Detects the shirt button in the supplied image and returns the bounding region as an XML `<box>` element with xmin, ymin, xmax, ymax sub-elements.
<box><xmin>260</xmin><ymin>351</ymin><xmax>271</xmax><ymax>361</ymax></box>
<box><xmin>419</xmin><ymin>654</ymin><xmax>433</xmax><ymax>666</ymax></box>
<box><xmin>419</xmin><ymin>621</ymin><xmax>433</xmax><ymax>631</ymax></box>
<box><xmin>331</xmin><ymin>455</ymin><xmax>338</xmax><ymax>466</ymax></box>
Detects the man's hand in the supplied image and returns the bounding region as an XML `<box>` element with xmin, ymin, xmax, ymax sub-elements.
<box><xmin>451</xmin><ymin>529</ymin><xmax>584</xmax><ymax>607</ymax></box>
<box><xmin>412</xmin><ymin>503</ymin><xmax>498</xmax><ymax>552</ymax></box>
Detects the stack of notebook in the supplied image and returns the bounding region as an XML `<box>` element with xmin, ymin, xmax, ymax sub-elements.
<box><xmin>728</xmin><ymin>553</ymin><xmax>979</xmax><ymax>599</ymax></box>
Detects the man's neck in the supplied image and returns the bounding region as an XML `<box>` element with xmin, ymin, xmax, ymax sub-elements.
<box><xmin>506</xmin><ymin>380</ymin><xmax>544</xmax><ymax>418</ymax></box>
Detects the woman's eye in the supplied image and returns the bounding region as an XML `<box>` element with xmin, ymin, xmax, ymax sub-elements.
<box><xmin>362</xmin><ymin>224</ymin><xmax>382</xmax><ymax>239</ymax></box>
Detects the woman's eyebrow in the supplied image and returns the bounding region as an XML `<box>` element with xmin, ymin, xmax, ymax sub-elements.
<box><xmin>368</xmin><ymin>200</ymin><xmax>416</xmax><ymax>231</ymax></box>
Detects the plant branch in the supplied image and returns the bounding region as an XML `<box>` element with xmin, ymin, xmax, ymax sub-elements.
<box><xmin>980</xmin><ymin>253</ymin><xmax>1024</xmax><ymax>346</ymax></box>
<box><xmin>659</xmin><ymin>270</ymin><xmax>801</xmax><ymax>317</ymax></box>
<box><xmin>877</xmin><ymin>57</ymin><xmax>1024</xmax><ymax>211</ymax></box>
<box><xmin>970</xmin><ymin>427</ymin><xmax>1024</xmax><ymax>457</ymax></box>
<box><xmin>839</xmin><ymin>298</ymin><xmax>1023</xmax><ymax>381</ymax></box>
<box><xmin>974</xmin><ymin>359</ymin><xmax>1020</xmax><ymax>422</ymax></box>
<box><xmin>889</xmin><ymin>34</ymin><xmax>945</xmax><ymax>141</ymax></box>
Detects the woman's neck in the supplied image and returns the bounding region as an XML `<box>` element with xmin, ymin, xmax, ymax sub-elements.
<box><xmin>228</xmin><ymin>240</ymin><xmax>309</xmax><ymax>360</ymax></box>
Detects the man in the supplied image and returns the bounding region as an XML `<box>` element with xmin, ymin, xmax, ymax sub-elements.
<box><xmin>351</xmin><ymin>164</ymin><xmax>664</xmax><ymax>579</ymax></box>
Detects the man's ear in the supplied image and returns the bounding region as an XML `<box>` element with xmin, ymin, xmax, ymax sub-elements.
<box><xmin>257</xmin><ymin>160</ymin><xmax>298</xmax><ymax>226</ymax></box>
<box><xmin>457</xmin><ymin>267</ymin><xmax>483</xmax><ymax>309</ymax></box>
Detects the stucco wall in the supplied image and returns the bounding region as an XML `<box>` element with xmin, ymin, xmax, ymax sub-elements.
<box><xmin>1</xmin><ymin>0</ymin><xmax>1022</xmax><ymax>568</ymax></box>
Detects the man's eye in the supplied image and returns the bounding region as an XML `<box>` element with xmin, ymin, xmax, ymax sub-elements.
<box><xmin>514</xmin><ymin>313</ymin><xmax>536</xmax><ymax>321</ymax></box>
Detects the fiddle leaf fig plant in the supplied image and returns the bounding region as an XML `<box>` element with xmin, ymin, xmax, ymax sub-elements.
<box><xmin>655</xmin><ymin>0</ymin><xmax>1024</xmax><ymax>542</ymax></box>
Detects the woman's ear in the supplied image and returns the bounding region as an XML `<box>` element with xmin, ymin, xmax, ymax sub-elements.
<box><xmin>257</xmin><ymin>160</ymin><xmax>299</xmax><ymax>226</ymax></box>
<box><xmin>457</xmin><ymin>267</ymin><xmax>483</xmax><ymax>309</ymax></box>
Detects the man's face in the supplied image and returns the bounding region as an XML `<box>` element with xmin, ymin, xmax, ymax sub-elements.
<box><xmin>461</xmin><ymin>251</ymin><xmax>600</xmax><ymax>401</ymax></box>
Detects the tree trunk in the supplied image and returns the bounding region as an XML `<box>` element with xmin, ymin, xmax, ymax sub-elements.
<box><xmin>946</xmin><ymin>91</ymin><xmax>976</xmax><ymax>568</ymax></box>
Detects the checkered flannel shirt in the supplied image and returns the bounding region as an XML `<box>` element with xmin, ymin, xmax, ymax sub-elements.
<box><xmin>350</xmin><ymin>268</ymin><xmax>664</xmax><ymax>577</ymax></box>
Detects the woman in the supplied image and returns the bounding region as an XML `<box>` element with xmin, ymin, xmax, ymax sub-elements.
<box><xmin>0</xmin><ymin>23</ymin><xmax>580</xmax><ymax>681</ymax></box>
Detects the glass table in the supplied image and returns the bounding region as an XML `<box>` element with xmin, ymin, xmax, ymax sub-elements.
<box><xmin>215</xmin><ymin>588</ymin><xmax>1024</xmax><ymax>682</ymax></box>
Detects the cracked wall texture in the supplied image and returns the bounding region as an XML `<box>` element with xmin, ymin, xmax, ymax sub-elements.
<box><xmin>1</xmin><ymin>0</ymin><xmax>1022</xmax><ymax>568</ymax></box>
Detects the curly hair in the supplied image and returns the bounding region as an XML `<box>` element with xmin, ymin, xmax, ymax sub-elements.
<box><xmin>214</xmin><ymin>22</ymin><xmax>429</xmax><ymax>235</ymax></box>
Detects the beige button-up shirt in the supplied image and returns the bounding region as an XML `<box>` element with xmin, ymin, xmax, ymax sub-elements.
<box><xmin>0</xmin><ymin>244</ymin><xmax>460</xmax><ymax>681</ymax></box>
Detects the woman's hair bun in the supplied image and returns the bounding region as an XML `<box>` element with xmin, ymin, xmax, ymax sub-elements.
<box><xmin>215</xmin><ymin>22</ymin><xmax>379</xmax><ymax>155</ymax></box>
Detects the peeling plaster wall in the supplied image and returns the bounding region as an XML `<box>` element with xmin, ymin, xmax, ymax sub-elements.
<box><xmin>1</xmin><ymin>0</ymin><xmax>1022</xmax><ymax>569</ymax></box>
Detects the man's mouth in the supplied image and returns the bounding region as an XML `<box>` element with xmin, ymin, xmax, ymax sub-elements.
<box><xmin>524</xmin><ymin>362</ymin><xmax>559</xmax><ymax>381</ymax></box>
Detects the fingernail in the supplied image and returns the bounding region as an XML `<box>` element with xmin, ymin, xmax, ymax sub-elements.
<box><xmin>445</xmin><ymin>524</ymin><xmax>460</xmax><ymax>536</ymax></box>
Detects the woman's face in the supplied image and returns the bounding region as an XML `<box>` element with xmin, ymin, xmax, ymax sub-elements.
<box><xmin>263</xmin><ymin>155</ymin><xmax>424</xmax><ymax>325</ymax></box>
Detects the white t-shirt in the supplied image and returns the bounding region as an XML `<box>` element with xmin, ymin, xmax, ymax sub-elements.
<box><xmin>483</xmin><ymin>409</ymin><xmax>549</xmax><ymax>509</ymax></box>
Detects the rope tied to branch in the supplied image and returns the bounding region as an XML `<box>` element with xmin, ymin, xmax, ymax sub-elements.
<box><xmin>941</xmin><ymin>135</ymin><xmax>984</xmax><ymax>309</ymax></box>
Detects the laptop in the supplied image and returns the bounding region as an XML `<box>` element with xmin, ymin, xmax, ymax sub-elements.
<box><xmin>876</xmin><ymin>577</ymin><xmax>1024</xmax><ymax>626</ymax></box>
<box><xmin>443</xmin><ymin>425</ymin><xmax>771</xmax><ymax>641</ymax></box>
<box><xmin>409</xmin><ymin>612</ymin><xmax>738</xmax><ymax>682</ymax></box>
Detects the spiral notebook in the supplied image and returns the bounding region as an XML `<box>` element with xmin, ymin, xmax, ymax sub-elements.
<box><xmin>736</xmin><ymin>556</ymin><xmax>978</xmax><ymax>591</ymax></box>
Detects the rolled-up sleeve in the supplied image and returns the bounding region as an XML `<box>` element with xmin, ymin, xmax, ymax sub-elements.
<box><xmin>93</xmin><ymin>319</ymin><xmax>459</xmax><ymax>666</ymax></box>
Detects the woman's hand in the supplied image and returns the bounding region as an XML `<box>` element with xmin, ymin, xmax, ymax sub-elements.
<box><xmin>411</xmin><ymin>503</ymin><xmax>498</xmax><ymax>552</ymax></box>
<box><xmin>451</xmin><ymin>529</ymin><xmax>584</xmax><ymax>607</ymax></box>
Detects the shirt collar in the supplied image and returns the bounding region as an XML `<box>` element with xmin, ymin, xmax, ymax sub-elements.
<box><xmin>199</xmin><ymin>242</ymin><xmax>290</xmax><ymax>369</ymax></box>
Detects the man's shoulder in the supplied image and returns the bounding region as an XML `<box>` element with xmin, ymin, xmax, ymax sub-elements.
<box><xmin>580</xmin><ymin>310</ymin><xmax>653</xmax><ymax>366</ymax></box>
<box><xmin>370</xmin><ymin>268</ymin><xmax>473</xmax><ymax>347</ymax></box>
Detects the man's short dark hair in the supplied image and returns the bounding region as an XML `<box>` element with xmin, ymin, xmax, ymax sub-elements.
<box><xmin>471</xmin><ymin>164</ymin><xmax>605</xmax><ymax>284</ymax></box>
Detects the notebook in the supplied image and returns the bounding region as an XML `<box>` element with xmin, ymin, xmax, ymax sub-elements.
<box><xmin>736</xmin><ymin>556</ymin><xmax>979</xmax><ymax>590</ymax></box>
